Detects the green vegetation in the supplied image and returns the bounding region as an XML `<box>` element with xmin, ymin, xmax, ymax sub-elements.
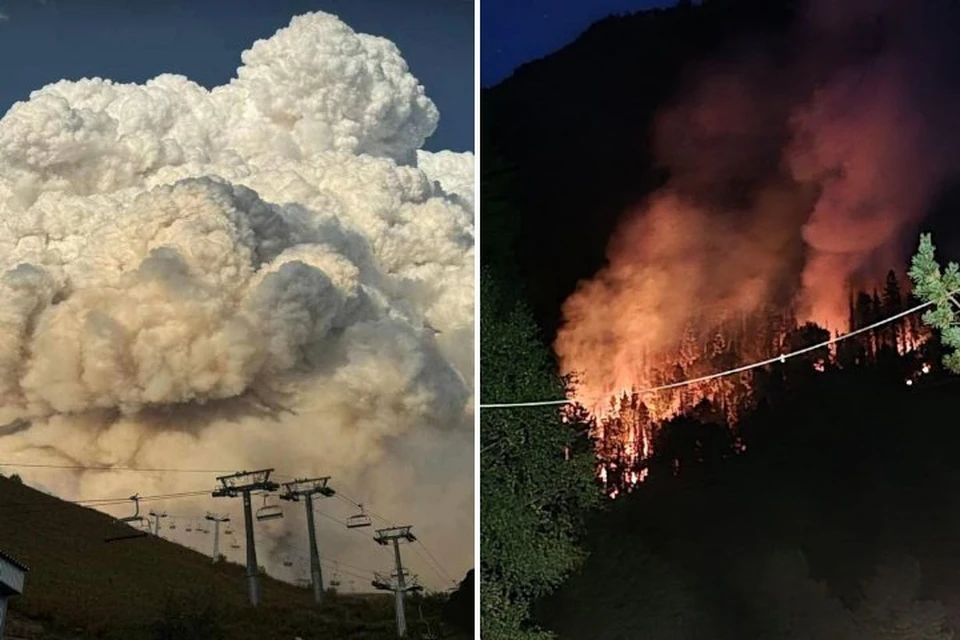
<box><xmin>0</xmin><ymin>476</ymin><xmax>460</xmax><ymax>639</ymax></box>
<box><xmin>909</xmin><ymin>233</ymin><xmax>960</xmax><ymax>372</ymax></box>
<box><xmin>480</xmin><ymin>267</ymin><xmax>601</xmax><ymax>639</ymax></box>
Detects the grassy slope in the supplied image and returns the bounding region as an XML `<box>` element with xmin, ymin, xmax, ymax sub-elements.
<box><xmin>0</xmin><ymin>476</ymin><xmax>449</xmax><ymax>639</ymax></box>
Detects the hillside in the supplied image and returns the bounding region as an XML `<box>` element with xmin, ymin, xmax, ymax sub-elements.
<box><xmin>0</xmin><ymin>476</ymin><xmax>457</xmax><ymax>640</ymax></box>
<box><xmin>535</xmin><ymin>352</ymin><xmax>960</xmax><ymax>639</ymax></box>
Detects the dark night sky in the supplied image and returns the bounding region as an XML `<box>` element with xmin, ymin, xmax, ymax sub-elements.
<box><xmin>481</xmin><ymin>0</ymin><xmax>682</xmax><ymax>87</ymax></box>
<box><xmin>0</xmin><ymin>0</ymin><xmax>474</xmax><ymax>152</ymax></box>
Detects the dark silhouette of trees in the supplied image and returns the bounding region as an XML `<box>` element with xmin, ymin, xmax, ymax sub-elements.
<box><xmin>480</xmin><ymin>267</ymin><xmax>601</xmax><ymax>639</ymax></box>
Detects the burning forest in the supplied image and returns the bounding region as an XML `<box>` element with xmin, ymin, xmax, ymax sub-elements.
<box><xmin>550</xmin><ymin>0</ymin><xmax>960</xmax><ymax>497</ymax></box>
<box><xmin>583</xmin><ymin>271</ymin><xmax>938</xmax><ymax>498</ymax></box>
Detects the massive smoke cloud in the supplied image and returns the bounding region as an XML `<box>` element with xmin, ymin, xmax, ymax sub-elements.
<box><xmin>0</xmin><ymin>12</ymin><xmax>473</xmax><ymax>590</ymax></box>
<box><xmin>556</xmin><ymin>0</ymin><xmax>960</xmax><ymax>410</ymax></box>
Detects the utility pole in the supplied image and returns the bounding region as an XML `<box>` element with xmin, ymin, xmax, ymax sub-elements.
<box><xmin>148</xmin><ymin>510</ymin><xmax>166</xmax><ymax>536</ymax></box>
<box><xmin>279</xmin><ymin>476</ymin><xmax>335</xmax><ymax>604</ymax></box>
<box><xmin>205</xmin><ymin>512</ymin><xmax>230</xmax><ymax>563</ymax></box>
<box><xmin>372</xmin><ymin>526</ymin><xmax>422</xmax><ymax>638</ymax></box>
<box><xmin>212</xmin><ymin>469</ymin><xmax>279</xmax><ymax>606</ymax></box>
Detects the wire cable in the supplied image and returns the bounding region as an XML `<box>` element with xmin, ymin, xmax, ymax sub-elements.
<box><xmin>0</xmin><ymin>488</ymin><xmax>212</xmax><ymax>510</ymax></box>
<box><xmin>479</xmin><ymin>297</ymin><xmax>936</xmax><ymax>409</ymax></box>
<box><xmin>0</xmin><ymin>462</ymin><xmax>239</xmax><ymax>473</ymax></box>
<box><xmin>411</xmin><ymin>542</ymin><xmax>457</xmax><ymax>587</ymax></box>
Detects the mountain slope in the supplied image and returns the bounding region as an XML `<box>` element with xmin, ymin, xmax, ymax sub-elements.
<box><xmin>0</xmin><ymin>475</ymin><xmax>448</xmax><ymax>639</ymax></box>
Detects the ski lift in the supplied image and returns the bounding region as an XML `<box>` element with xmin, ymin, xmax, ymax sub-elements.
<box><xmin>169</xmin><ymin>521</ymin><xmax>177</xmax><ymax>530</ymax></box>
<box><xmin>255</xmin><ymin>494</ymin><xmax>283</xmax><ymax>521</ymax></box>
<box><xmin>283</xmin><ymin>557</ymin><xmax>294</xmax><ymax>568</ymax></box>
<box><xmin>346</xmin><ymin>504</ymin><xmax>371</xmax><ymax>529</ymax></box>
<box><xmin>330</xmin><ymin>561</ymin><xmax>342</xmax><ymax>588</ymax></box>
<box><xmin>105</xmin><ymin>494</ymin><xmax>150</xmax><ymax>543</ymax></box>
<box><xmin>230</xmin><ymin>537</ymin><xmax>240</xmax><ymax>550</ymax></box>
<box><xmin>224</xmin><ymin>525</ymin><xmax>234</xmax><ymax>535</ymax></box>
<box><xmin>185</xmin><ymin>522</ymin><xmax>193</xmax><ymax>533</ymax></box>
<box><xmin>119</xmin><ymin>494</ymin><xmax>143</xmax><ymax>524</ymax></box>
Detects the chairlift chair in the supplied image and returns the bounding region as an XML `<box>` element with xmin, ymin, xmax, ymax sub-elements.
<box><xmin>283</xmin><ymin>557</ymin><xmax>293</xmax><ymax>568</ymax></box>
<box><xmin>105</xmin><ymin>495</ymin><xmax>150</xmax><ymax>543</ymax></box>
<box><xmin>255</xmin><ymin>494</ymin><xmax>283</xmax><ymax>521</ymax></box>
<box><xmin>230</xmin><ymin>537</ymin><xmax>240</xmax><ymax>550</ymax></box>
<box><xmin>224</xmin><ymin>525</ymin><xmax>234</xmax><ymax>535</ymax></box>
<box><xmin>345</xmin><ymin>504</ymin><xmax>372</xmax><ymax>529</ymax></box>
<box><xmin>169</xmin><ymin>521</ymin><xmax>177</xmax><ymax>530</ymax></box>
<box><xmin>119</xmin><ymin>494</ymin><xmax>142</xmax><ymax>524</ymax></box>
<box><xmin>185</xmin><ymin>522</ymin><xmax>193</xmax><ymax>532</ymax></box>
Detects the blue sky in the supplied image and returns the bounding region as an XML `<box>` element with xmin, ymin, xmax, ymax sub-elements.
<box><xmin>0</xmin><ymin>0</ymin><xmax>474</xmax><ymax>152</ymax></box>
<box><xmin>481</xmin><ymin>0</ymin><xmax>677</xmax><ymax>87</ymax></box>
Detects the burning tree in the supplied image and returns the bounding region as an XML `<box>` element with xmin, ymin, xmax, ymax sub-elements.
<box><xmin>588</xmin><ymin>269</ymin><xmax>934</xmax><ymax>498</ymax></box>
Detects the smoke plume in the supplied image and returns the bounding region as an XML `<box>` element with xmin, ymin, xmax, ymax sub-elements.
<box><xmin>556</xmin><ymin>0</ymin><xmax>960</xmax><ymax>410</ymax></box>
<box><xmin>0</xmin><ymin>12</ymin><xmax>473</xmax><ymax>590</ymax></box>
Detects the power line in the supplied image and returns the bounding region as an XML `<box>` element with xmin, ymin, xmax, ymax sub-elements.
<box><xmin>479</xmin><ymin>297</ymin><xmax>936</xmax><ymax>410</ymax></box>
<box><xmin>0</xmin><ymin>462</ymin><xmax>238</xmax><ymax>473</ymax></box>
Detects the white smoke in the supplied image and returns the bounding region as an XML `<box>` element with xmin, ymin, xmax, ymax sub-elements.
<box><xmin>0</xmin><ymin>12</ymin><xmax>473</xmax><ymax>591</ymax></box>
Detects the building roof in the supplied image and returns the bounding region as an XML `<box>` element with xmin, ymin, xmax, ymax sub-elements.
<box><xmin>0</xmin><ymin>550</ymin><xmax>29</xmax><ymax>573</ymax></box>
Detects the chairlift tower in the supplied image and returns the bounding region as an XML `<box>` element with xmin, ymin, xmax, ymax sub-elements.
<box><xmin>372</xmin><ymin>526</ymin><xmax>421</xmax><ymax>638</ymax></box>
<box><xmin>212</xmin><ymin>469</ymin><xmax>279</xmax><ymax>606</ymax></box>
<box><xmin>205</xmin><ymin>512</ymin><xmax>230</xmax><ymax>563</ymax></box>
<box><xmin>279</xmin><ymin>476</ymin><xmax>335</xmax><ymax>605</ymax></box>
<box><xmin>147</xmin><ymin>510</ymin><xmax>167</xmax><ymax>536</ymax></box>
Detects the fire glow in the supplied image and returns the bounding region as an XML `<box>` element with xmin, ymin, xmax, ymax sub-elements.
<box><xmin>564</xmin><ymin>294</ymin><xmax>930</xmax><ymax>497</ymax></box>
<box><xmin>553</xmin><ymin>0</ymin><xmax>960</xmax><ymax>498</ymax></box>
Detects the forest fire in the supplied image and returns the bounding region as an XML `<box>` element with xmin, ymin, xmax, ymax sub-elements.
<box><xmin>551</xmin><ymin>0</ymin><xmax>960</xmax><ymax>497</ymax></box>
<box><xmin>562</xmin><ymin>273</ymin><xmax>932</xmax><ymax>496</ymax></box>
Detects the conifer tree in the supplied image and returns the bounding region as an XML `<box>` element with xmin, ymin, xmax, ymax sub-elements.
<box><xmin>908</xmin><ymin>234</ymin><xmax>960</xmax><ymax>373</ymax></box>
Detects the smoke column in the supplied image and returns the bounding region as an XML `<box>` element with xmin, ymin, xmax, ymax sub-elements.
<box><xmin>556</xmin><ymin>0</ymin><xmax>960</xmax><ymax>412</ymax></box>
<box><xmin>0</xmin><ymin>12</ymin><xmax>473</xmax><ymax>590</ymax></box>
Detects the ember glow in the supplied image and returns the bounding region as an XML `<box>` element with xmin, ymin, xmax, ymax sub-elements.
<box><xmin>554</xmin><ymin>0</ymin><xmax>960</xmax><ymax>495</ymax></box>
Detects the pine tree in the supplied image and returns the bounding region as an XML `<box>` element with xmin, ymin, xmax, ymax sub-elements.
<box><xmin>908</xmin><ymin>234</ymin><xmax>960</xmax><ymax>373</ymax></box>
<box><xmin>883</xmin><ymin>271</ymin><xmax>904</xmax><ymax>351</ymax></box>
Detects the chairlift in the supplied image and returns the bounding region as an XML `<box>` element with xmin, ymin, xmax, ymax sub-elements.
<box><xmin>105</xmin><ymin>494</ymin><xmax>150</xmax><ymax>543</ymax></box>
<box><xmin>119</xmin><ymin>494</ymin><xmax>142</xmax><ymax>523</ymax></box>
<box><xmin>255</xmin><ymin>494</ymin><xmax>283</xmax><ymax>521</ymax></box>
<box><xmin>345</xmin><ymin>504</ymin><xmax>372</xmax><ymax>529</ymax></box>
<box><xmin>230</xmin><ymin>537</ymin><xmax>240</xmax><ymax>550</ymax></box>
<box><xmin>330</xmin><ymin>561</ymin><xmax>342</xmax><ymax>588</ymax></box>
<box><xmin>224</xmin><ymin>525</ymin><xmax>234</xmax><ymax>535</ymax></box>
<box><xmin>283</xmin><ymin>557</ymin><xmax>294</xmax><ymax>568</ymax></box>
<box><xmin>169</xmin><ymin>521</ymin><xmax>177</xmax><ymax>530</ymax></box>
<box><xmin>185</xmin><ymin>522</ymin><xmax>193</xmax><ymax>533</ymax></box>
